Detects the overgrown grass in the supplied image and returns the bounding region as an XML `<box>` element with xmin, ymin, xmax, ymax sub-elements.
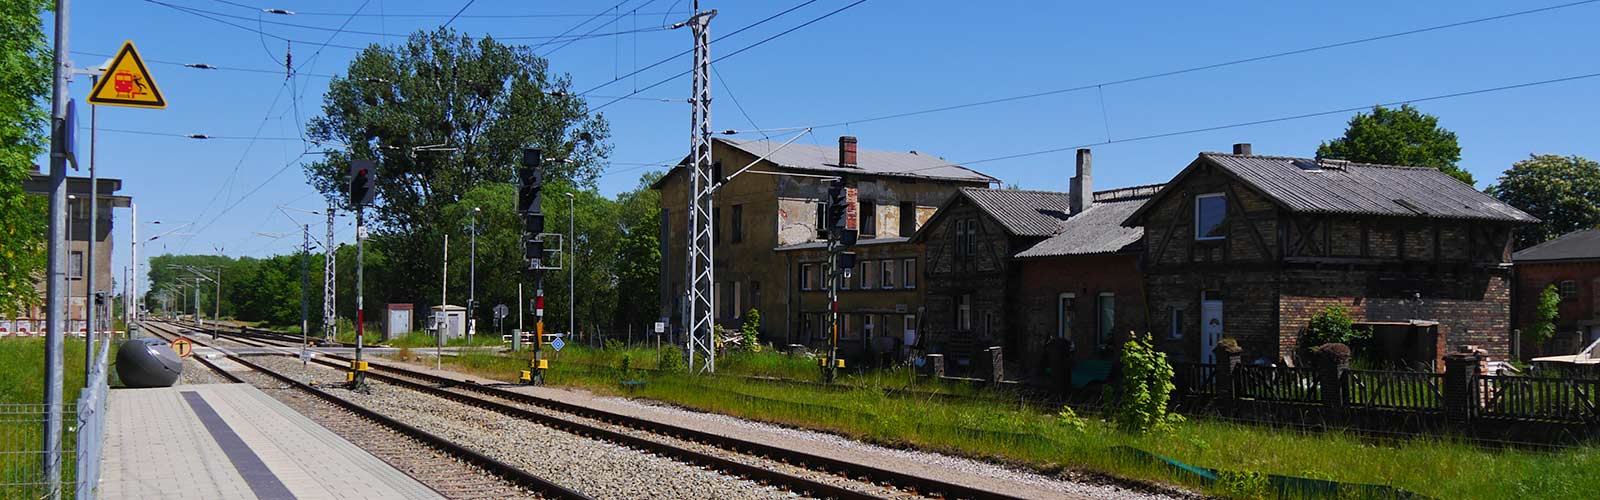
<box><xmin>398</xmin><ymin>348</ymin><xmax>1597</xmax><ymax>499</ymax></box>
<box><xmin>381</xmin><ymin>331</ymin><xmax>506</xmax><ymax>348</ymax></box>
<box><xmin>0</xmin><ymin>338</ymin><xmax>117</xmax><ymax>498</ymax></box>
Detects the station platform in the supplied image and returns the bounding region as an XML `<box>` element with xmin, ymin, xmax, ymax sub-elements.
<box><xmin>100</xmin><ymin>383</ymin><xmax>444</xmax><ymax>500</ymax></box>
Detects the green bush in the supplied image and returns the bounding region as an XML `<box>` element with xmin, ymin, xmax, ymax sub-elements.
<box><xmin>1301</xmin><ymin>305</ymin><xmax>1371</xmax><ymax>347</ymax></box>
<box><xmin>658</xmin><ymin>345</ymin><xmax>685</xmax><ymax>372</ymax></box>
<box><xmin>1530</xmin><ymin>284</ymin><xmax>1561</xmax><ymax>344</ymax></box>
<box><xmin>1113</xmin><ymin>332</ymin><xmax>1183</xmax><ymax>433</ymax></box>
<box><xmin>740</xmin><ymin>308</ymin><xmax>762</xmax><ymax>352</ymax></box>
<box><xmin>1215</xmin><ymin>469</ymin><xmax>1270</xmax><ymax>500</ymax></box>
<box><xmin>1056</xmin><ymin>405</ymin><xmax>1087</xmax><ymax>433</ymax></box>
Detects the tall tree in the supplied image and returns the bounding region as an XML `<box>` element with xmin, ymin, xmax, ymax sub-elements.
<box><xmin>0</xmin><ymin>0</ymin><xmax>51</xmax><ymax>316</ymax></box>
<box><xmin>1316</xmin><ymin>104</ymin><xmax>1474</xmax><ymax>185</ymax></box>
<box><xmin>614</xmin><ymin>172</ymin><xmax>663</xmax><ymax>330</ymax></box>
<box><xmin>302</xmin><ymin>28</ymin><xmax>610</xmax><ymax>308</ymax></box>
<box><xmin>1486</xmin><ymin>154</ymin><xmax>1600</xmax><ymax>248</ymax></box>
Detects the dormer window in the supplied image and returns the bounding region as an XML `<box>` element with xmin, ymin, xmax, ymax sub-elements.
<box><xmin>1195</xmin><ymin>193</ymin><xmax>1226</xmax><ymax>240</ymax></box>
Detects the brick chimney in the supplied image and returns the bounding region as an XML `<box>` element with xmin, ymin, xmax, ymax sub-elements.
<box><xmin>1233</xmin><ymin>143</ymin><xmax>1252</xmax><ymax>155</ymax></box>
<box><xmin>1070</xmin><ymin>148</ymin><xmax>1092</xmax><ymax>214</ymax></box>
<box><xmin>838</xmin><ymin>136</ymin><xmax>858</xmax><ymax>167</ymax></box>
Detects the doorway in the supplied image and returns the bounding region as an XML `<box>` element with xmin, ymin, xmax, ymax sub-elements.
<box><xmin>1200</xmin><ymin>291</ymin><xmax>1223</xmax><ymax>363</ymax></box>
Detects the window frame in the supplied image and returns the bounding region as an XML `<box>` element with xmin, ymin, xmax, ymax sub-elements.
<box><xmin>1168</xmin><ymin>307</ymin><xmax>1185</xmax><ymax>339</ymax></box>
<box><xmin>860</xmin><ymin>201</ymin><xmax>877</xmax><ymax>238</ymax></box>
<box><xmin>1194</xmin><ymin>192</ymin><xmax>1227</xmax><ymax>241</ymax></box>
<box><xmin>880</xmin><ymin>259</ymin><xmax>895</xmax><ymax>289</ymax></box>
<box><xmin>1056</xmin><ymin>293</ymin><xmax>1076</xmax><ymax>340</ymax></box>
<box><xmin>1097</xmin><ymin>292</ymin><xmax>1116</xmax><ymax>348</ymax></box>
<box><xmin>862</xmin><ymin>260</ymin><xmax>876</xmax><ymax>289</ymax></box>
<box><xmin>815</xmin><ymin>203</ymin><xmax>828</xmax><ymax>239</ymax></box>
<box><xmin>731</xmin><ymin>204</ymin><xmax>744</xmax><ymax>243</ymax></box>
<box><xmin>957</xmin><ymin>294</ymin><xmax>972</xmax><ymax>331</ymax></box>
<box><xmin>1559</xmin><ymin>280</ymin><xmax>1579</xmax><ymax>301</ymax></box>
<box><xmin>899</xmin><ymin>201</ymin><xmax>917</xmax><ymax>236</ymax></box>
<box><xmin>69</xmin><ymin>250</ymin><xmax>85</xmax><ymax>279</ymax></box>
<box><xmin>799</xmin><ymin>263</ymin><xmax>814</xmax><ymax>291</ymax></box>
<box><xmin>901</xmin><ymin>258</ymin><xmax>917</xmax><ymax>289</ymax></box>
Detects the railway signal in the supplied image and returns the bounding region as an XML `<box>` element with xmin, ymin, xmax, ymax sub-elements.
<box><xmin>348</xmin><ymin>159</ymin><xmax>376</xmax><ymax>208</ymax></box>
<box><xmin>347</xmin><ymin>158</ymin><xmax>377</xmax><ymax>392</ymax></box>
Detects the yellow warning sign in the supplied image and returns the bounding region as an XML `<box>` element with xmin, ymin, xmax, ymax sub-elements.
<box><xmin>171</xmin><ymin>337</ymin><xmax>193</xmax><ymax>358</ymax></box>
<box><xmin>87</xmin><ymin>41</ymin><xmax>166</xmax><ymax>109</ymax></box>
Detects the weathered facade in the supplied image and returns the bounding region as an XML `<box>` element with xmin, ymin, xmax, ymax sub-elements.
<box><xmin>3</xmin><ymin>174</ymin><xmax>130</xmax><ymax>334</ymax></box>
<box><xmin>1125</xmin><ymin>145</ymin><xmax>1537</xmax><ymax>363</ymax></box>
<box><xmin>655</xmin><ymin>136</ymin><xmax>995</xmax><ymax>345</ymax></box>
<box><xmin>1512</xmin><ymin>229</ymin><xmax>1600</xmax><ymax>356</ymax></box>
<box><xmin>914</xmin><ymin>149</ymin><xmax>1157</xmax><ymax>378</ymax></box>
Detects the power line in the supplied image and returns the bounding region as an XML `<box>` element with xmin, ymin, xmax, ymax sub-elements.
<box><xmin>885</xmin><ymin>69</ymin><xmax>1600</xmax><ymax>177</ymax></box>
<box><xmin>441</xmin><ymin>0</ymin><xmax>475</xmax><ymax>29</ymax></box>
<box><xmin>591</xmin><ymin>0</ymin><xmax>869</xmax><ymax>112</ymax></box>
<box><xmin>534</xmin><ymin>0</ymin><xmax>635</xmax><ymax>56</ymax></box>
<box><xmin>210</xmin><ymin>0</ymin><xmax>680</xmax><ymax>19</ymax></box>
<box><xmin>576</xmin><ymin>0</ymin><xmax>820</xmax><ymax>97</ymax></box>
<box><xmin>742</xmin><ymin>0</ymin><xmax>1600</xmax><ymax>133</ymax></box>
<box><xmin>142</xmin><ymin>0</ymin><xmax>367</xmax><ymax>50</ymax></box>
<box><xmin>543</xmin><ymin>0</ymin><xmax>665</xmax><ymax>57</ymax></box>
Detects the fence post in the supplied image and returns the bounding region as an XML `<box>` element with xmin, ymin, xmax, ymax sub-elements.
<box><xmin>1442</xmin><ymin>346</ymin><xmax>1485</xmax><ymax>425</ymax></box>
<box><xmin>926</xmin><ymin>353</ymin><xmax>945</xmax><ymax>379</ymax></box>
<box><xmin>987</xmin><ymin>346</ymin><xmax>1004</xmax><ymax>386</ymax></box>
<box><xmin>1313</xmin><ymin>343</ymin><xmax>1352</xmax><ymax>420</ymax></box>
<box><xmin>1213</xmin><ymin>340</ymin><xmax>1243</xmax><ymax>411</ymax></box>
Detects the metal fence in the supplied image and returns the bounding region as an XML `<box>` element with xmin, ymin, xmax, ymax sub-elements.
<box><xmin>0</xmin><ymin>336</ymin><xmax>110</xmax><ymax>500</ymax></box>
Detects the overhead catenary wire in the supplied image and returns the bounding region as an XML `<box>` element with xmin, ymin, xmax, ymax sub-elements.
<box><xmin>166</xmin><ymin>0</ymin><xmax>674</xmax><ymax>41</ymax></box>
<box><xmin>209</xmin><ymin>0</ymin><xmax>679</xmax><ymax>19</ymax></box>
<box><xmin>533</xmin><ymin>0</ymin><xmax>636</xmax><ymax>56</ymax></box>
<box><xmin>591</xmin><ymin>0</ymin><xmax>870</xmax><ymax>113</ymax></box>
<box><xmin>730</xmin><ymin>0</ymin><xmax>1600</xmax><ymax>133</ymax></box>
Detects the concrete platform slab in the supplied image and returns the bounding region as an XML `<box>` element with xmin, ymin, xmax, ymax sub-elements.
<box><xmin>100</xmin><ymin>383</ymin><xmax>444</xmax><ymax>500</ymax></box>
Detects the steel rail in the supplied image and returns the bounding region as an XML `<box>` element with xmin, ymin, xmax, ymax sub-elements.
<box><xmin>321</xmin><ymin>353</ymin><xmax>1028</xmax><ymax>500</ymax></box>
<box><xmin>143</xmin><ymin>321</ymin><xmax>593</xmax><ymax>500</ymax></box>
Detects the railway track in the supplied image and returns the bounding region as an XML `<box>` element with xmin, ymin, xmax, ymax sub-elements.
<box><xmin>146</xmin><ymin>321</ymin><xmax>955</xmax><ymax>499</ymax></box>
<box><xmin>143</xmin><ymin>321</ymin><xmax>573</xmax><ymax>500</ymax></box>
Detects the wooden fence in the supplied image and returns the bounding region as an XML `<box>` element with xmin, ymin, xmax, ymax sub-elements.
<box><xmin>1234</xmin><ymin>365</ymin><xmax>1320</xmax><ymax>403</ymax></box>
<box><xmin>1475</xmin><ymin>374</ymin><xmax>1600</xmax><ymax>423</ymax></box>
<box><xmin>1344</xmin><ymin>370</ymin><xmax>1444</xmax><ymax>411</ymax></box>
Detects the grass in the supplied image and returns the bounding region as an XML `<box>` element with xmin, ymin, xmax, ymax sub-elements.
<box><xmin>0</xmin><ymin>338</ymin><xmax>117</xmax><ymax>499</ymax></box>
<box><xmin>381</xmin><ymin>331</ymin><xmax>506</xmax><ymax>349</ymax></box>
<box><xmin>396</xmin><ymin>347</ymin><xmax>1598</xmax><ymax>500</ymax></box>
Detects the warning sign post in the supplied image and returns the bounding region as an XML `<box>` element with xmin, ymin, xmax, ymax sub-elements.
<box><xmin>87</xmin><ymin>41</ymin><xmax>167</xmax><ymax>109</ymax></box>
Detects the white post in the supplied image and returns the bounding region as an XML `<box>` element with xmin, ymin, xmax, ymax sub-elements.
<box><xmin>439</xmin><ymin>234</ymin><xmax>447</xmax><ymax>369</ymax></box>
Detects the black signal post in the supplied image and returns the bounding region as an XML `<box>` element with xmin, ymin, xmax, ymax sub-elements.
<box><xmin>347</xmin><ymin>159</ymin><xmax>376</xmax><ymax>391</ymax></box>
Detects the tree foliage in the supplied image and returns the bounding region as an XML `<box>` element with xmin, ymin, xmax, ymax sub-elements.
<box><xmin>1530</xmin><ymin>284</ymin><xmax>1561</xmax><ymax>345</ymax></box>
<box><xmin>0</xmin><ymin>0</ymin><xmax>51</xmax><ymax>316</ymax></box>
<box><xmin>1486</xmin><ymin>154</ymin><xmax>1600</xmax><ymax>249</ymax></box>
<box><xmin>301</xmin><ymin>29</ymin><xmax>610</xmax><ymax>324</ymax></box>
<box><xmin>1317</xmin><ymin>104</ymin><xmax>1474</xmax><ymax>185</ymax></box>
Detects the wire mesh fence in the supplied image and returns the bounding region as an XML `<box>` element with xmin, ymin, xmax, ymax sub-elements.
<box><xmin>0</xmin><ymin>403</ymin><xmax>78</xmax><ymax>500</ymax></box>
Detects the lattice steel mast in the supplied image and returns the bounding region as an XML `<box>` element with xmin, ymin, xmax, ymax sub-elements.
<box><xmin>324</xmin><ymin>203</ymin><xmax>337</xmax><ymax>342</ymax></box>
<box><xmin>677</xmin><ymin>4</ymin><xmax>718</xmax><ymax>373</ymax></box>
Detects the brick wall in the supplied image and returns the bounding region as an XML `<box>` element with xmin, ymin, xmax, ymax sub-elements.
<box><xmin>1014</xmin><ymin>253</ymin><xmax>1146</xmax><ymax>372</ymax></box>
<box><xmin>1513</xmin><ymin>260</ymin><xmax>1600</xmax><ymax>356</ymax></box>
<box><xmin>1279</xmin><ymin>268</ymin><xmax>1513</xmax><ymax>360</ymax></box>
<box><xmin>921</xmin><ymin>199</ymin><xmax>1020</xmax><ymax>364</ymax></box>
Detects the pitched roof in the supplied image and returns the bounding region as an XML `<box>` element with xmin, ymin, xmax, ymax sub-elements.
<box><xmin>958</xmin><ymin>188</ymin><xmax>1077</xmax><ymax>237</ymax></box>
<box><xmin>1513</xmin><ymin>229</ymin><xmax>1600</xmax><ymax>262</ymax></box>
<box><xmin>718</xmin><ymin>138</ymin><xmax>998</xmax><ymax>183</ymax></box>
<box><xmin>1124</xmin><ymin>153</ymin><xmax>1538</xmax><ymax>225</ymax></box>
<box><xmin>1014</xmin><ymin>187</ymin><xmax>1159</xmax><ymax>258</ymax></box>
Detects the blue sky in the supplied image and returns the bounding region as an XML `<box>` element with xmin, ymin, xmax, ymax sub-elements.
<box><xmin>43</xmin><ymin>0</ymin><xmax>1600</xmax><ymax>295</ymax></box>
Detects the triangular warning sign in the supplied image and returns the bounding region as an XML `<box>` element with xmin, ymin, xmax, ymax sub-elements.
<box><xmin>87</xmin><ymin>41</ymin><xmax>166</xmax><ymax>109</ymax></box>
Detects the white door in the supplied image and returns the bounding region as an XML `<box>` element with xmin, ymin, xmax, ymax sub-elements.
<box><xmin>1200</xmin><ymin>299</ymin><xmax>1223</xmax><ymax>363</ymax></box>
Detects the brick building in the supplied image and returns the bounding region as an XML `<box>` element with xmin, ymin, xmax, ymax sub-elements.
<box><xmin>2</xmin><ymin>174</ymin><xmax>130</xmax><ymax>335</ymax></box>
<box><xmin>913</xmin><ymin>149</ymin><xmax>1158</xmax><ymax>378</ymax></box>
<box><xmin>1124</xmin><ymin>144</ymin><xmax>1537</xmax><ymax>364</ymax></box>
<box><xmin>654</xmin><ymin>136</ymin><xmax>995</xmax><ymax>346</ymax></box>
<box><xmin>1512</xmin><ymin>228</ymin><xmax>1600</xmax><ymax>356</ymax></box>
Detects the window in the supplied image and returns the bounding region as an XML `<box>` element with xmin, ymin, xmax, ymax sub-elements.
<box><xmin>1097</xmin><ymin>293</ymin><xmax>1116</xmax><ymax>348</ymax></box>
<box><xmin>983</xmin><ymin>312</ymin><xmax>996</xmax><ymax>337</ymax></box>
<box><xmin>862</xmin><ymin>260</ymin><xmax>876</xmax><ymax>289</ymax></box>
<box><xmin>902</xmin><ymin>259</ymin><xmax>917</xmax><ymax>289</ymax></box>
<box><xmin>840</xmin><ymin>264</ymin><xmax>851</xmax><ymax>290</ymax></box>
<box><xmin>1168</xmin><ymin>307</ymin><xmax>1185</xmax><ymax>339</ymax></box>
<box><xmin>1560</xmin><ymin>280</ymin><xmax>1579</xmax><ymax>301</ymax></box>
<box><xmin>957</xmin><ymin>294</ymin><xmax>972</xmax><ymax>330</ymax></box>
<box><xmin>958</xmin><ymin>218</ymin><xmax>978</xmax><ymax>256</ymax></box>
<box><xmin>841</xmin><ymin>314</ymin><xmax>856</xmax><ymax>340</ymax></box>
<box><xmin>69</xmin><ymin>251</ymin><xmax>84</xmax><ymax>279</ymax></box>
<box><xmin>800</xmin><ymin>264</ymin><xmax>814</xmax><ymax>290</ymax></box>
<box><xmin>881</xmin><ymin>259</ymin><xmax>895</xmax><ymax>289</ymax></box>
<box><xmin>731</xmin><ymin>204</ymin><xmax>744</xmax><ymax>243</ymax></box>
<box><xmin>1056</xmin><ymin>293</ymin><xmax>1076</xmax><ymax>340</ymax></box>
<box><xmin>1195</xmin><ymin>193</ymin><xmax>1227</xmax><ymax>240</ymax></box>
<box><xmin>903</xmin><ymin>314</ymin><xmax>917</xmax><ymax>334</ymax></box>
<box><xmin>750</xmin><ymin>281</ymin><xmax>761</xmax><ymax>312</ymax></box>
<box><xmin>954</xmin><ymin>219</ymin><xmax>969</xmax><ymax>257</ymax></box>
<box><xmin>733</xmin><ymin>281</ymin><xmax>742</xmax><ymax>318</ymax></box>
<box><xmin>863</xmin><ymin>314</ymin><xmax>875</xmax><ymax>340</ymax></box>
<box><xmin>815</xmin><ymin>203</ymin><xmax>828</xmax><ymax>239</ymax></box>
<box><xmin>713</xmin><ymin>207</ymin><xmax>722</xmax><ymax>243</ymax></box>
<box><xmin>860</xmin><ymin>201</ymin><xmax>877</xmax><ymax>237</ymax></box>
<box><xmin>900</xmin><ymin>201</ymin><xmax>917</xmax><ymax>236</ymax></box>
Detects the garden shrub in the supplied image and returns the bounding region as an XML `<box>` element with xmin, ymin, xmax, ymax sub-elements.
<box><xmin>1301</xmin><ymin>305</ymin><xmax>1371</xmax><ymax>347</ymax></box>
<box><xmin>1113</xmin><ymin>332</ymin><xmax>1184</xmax><ymax>433</ymax></box>
<box><xmin>740</xmin><ymin>308</ymin><xmax>762</xmax><ymax>352</ymax></box>
<box><xmin>658</xmin><ymin>345</ymin><xmax>685</xmax><ymax>372</ymax></box>
<box><xmin>1056</xmin><ymin>405</ymin><xmax>1086</xmax><ymax>433</ymax></box>
<box><xmin>1530</xmin><ymin>284</ymin><xmax>1560</xmax><ymax>344</ymax></box>
<box><xmin>1214</xmin><ymin>470</ymin><xmax>1270</xmax><ymax>500</ymax></box>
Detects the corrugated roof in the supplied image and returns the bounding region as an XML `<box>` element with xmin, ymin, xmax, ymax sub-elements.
<box><xmin>718</xmin><ymin>138</ymin><xmax>998</xmax><ymax>183</ymax></box>
<box><xmin>1513</xmin><ymin>229</ymin><xmax>1600</xmax><ymax>262</ymax></box>
<box><xmin>1200</xmin><ymin>153</ymin><xmax>1537</xmax><ymax>223</ymax></box>
<box><xmin>775</xmin><ymin>236</ymin><xmax>909</xmax><ymax>252</ymax></box>
<box><xmin>1014</xmin><ymin>188</ymin><xmax>1156</xmax><ymax>258</ymax></box>
<box><xmin>959</xmin><ymin>188</ymin><xmax>1076</xmax><ymax>237</ymax></box>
